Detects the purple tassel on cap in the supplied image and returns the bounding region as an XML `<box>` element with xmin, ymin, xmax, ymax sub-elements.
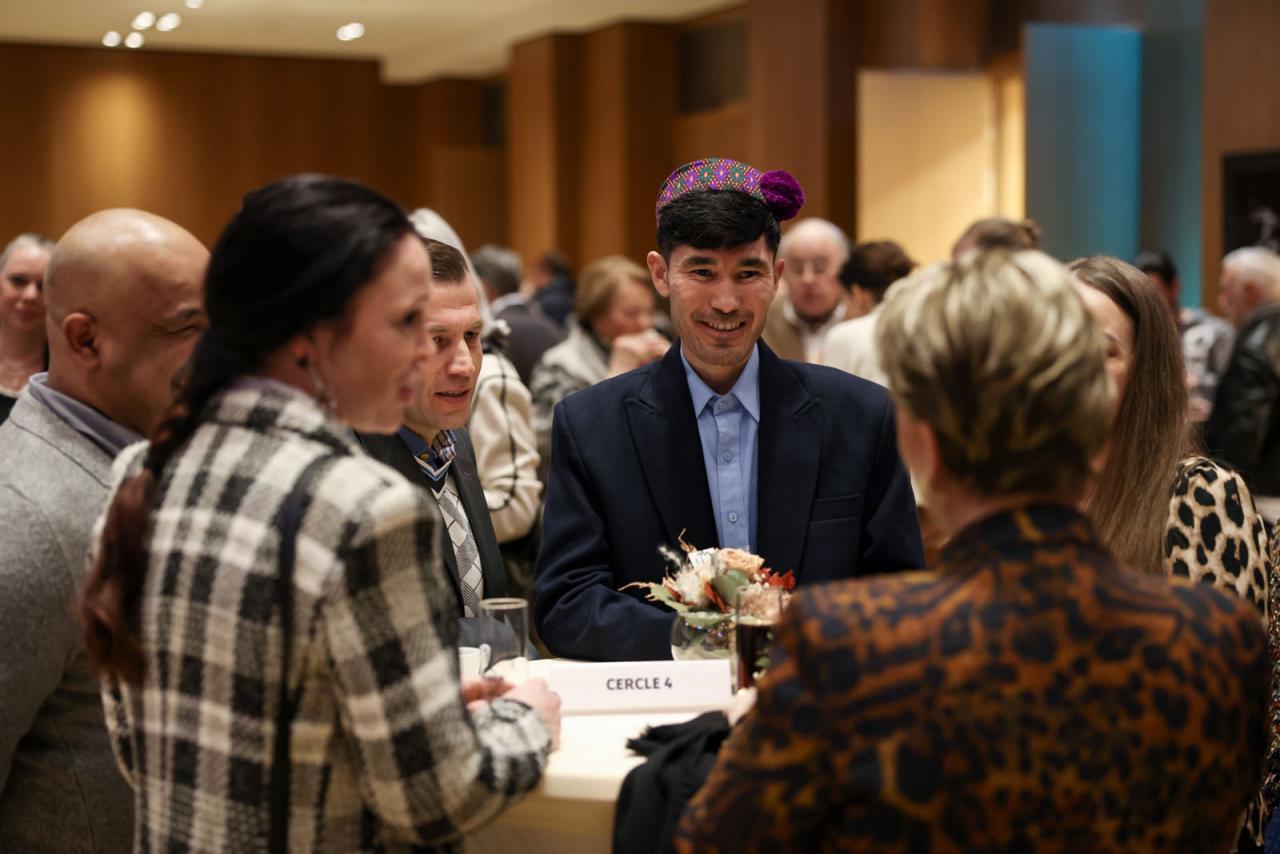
<box><xmin>759</xmin><ymin>170</ymin><xmax>805</xmax><ymax>222</ymax></box>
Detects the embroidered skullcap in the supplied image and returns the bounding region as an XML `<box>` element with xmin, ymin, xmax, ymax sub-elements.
<box><xmin>655</xmin><ymin>157</ymin><xmax>805</xmax><ymax>224</ymax></box>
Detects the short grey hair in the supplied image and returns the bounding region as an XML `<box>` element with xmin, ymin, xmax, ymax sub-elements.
<box><xmin>472</xmin><ymin>245</ymin><xmax>523</xmax><ymax>298</ymax></box>
<box><xmin>1224</xmin><ymin>246</ymin><xmax>1280</xmax><ymax>300</ymax></box>
<box><xmin>0</xmin><ymin>233</ymin><xmax>53</xmax><ymax>276</ymax></box>
<box><xmin>779</xmin><ymin>217</ymin><xmax>850</xmax><ymax>261</ymax></box>
<box><xmin>877</xmin><ymin>249</ymin><xmax>1112</xmax><ymax>499</ymax></box>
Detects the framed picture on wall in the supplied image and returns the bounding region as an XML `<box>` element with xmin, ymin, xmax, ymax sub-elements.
<box><xmin>1223</xmin><ymin>150</ymin><xmax>1280</xmax><ymax>254</ymax></box>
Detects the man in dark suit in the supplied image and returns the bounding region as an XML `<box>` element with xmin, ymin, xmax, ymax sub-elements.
<box><xmin>534</xmin><ymin>157</ymin><xmax>925</xmax><ymax>661</ymax></box>
<box><xmin>360</xmin><ymin>238</ymin><xmax>506</xmax><ymax>616</ymax></box>
<box><xmin>472</xmin><ymin>244</ymin><xmax>564</xmax><ymax>385</ymax></box>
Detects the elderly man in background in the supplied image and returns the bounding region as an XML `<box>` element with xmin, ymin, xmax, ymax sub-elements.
<box><xmin>473</xmin><ymin>244</ymin><xmax>564</xmax><ymax>385</ymax></box>
<box><xmin>1205</xmin><ymin>246</ymin><xmax>1280</xmax><ymax>523</ymax></box>
<box><xmin>761</xmin><ymin>217</ymin><xmax>850</xmax><ymax>363</ymax></box>
<box><xmin>1134</xmin><ymin>248</ymin><xmax>1235</xmax><ymax>422</ymax></box>
<box><xmin>0</xmin><ymin>209</ymin><xmax>208</xmax><ymax>852</ymax></box>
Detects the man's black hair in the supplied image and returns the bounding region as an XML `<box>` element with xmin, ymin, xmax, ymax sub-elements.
<box><xmin>1133</xmin><ymin>249</ymin><xmax>1178</xmax><ymax>283</ymax></box>
<box><xmin>656</xmin><ymin>191</ymin><xmax>780</xmax><ymax>261</ymax></box>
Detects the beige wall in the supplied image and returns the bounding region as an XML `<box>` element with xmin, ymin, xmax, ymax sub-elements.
<box><xmin>856</xmin><ymin>68</ymin><xmax>1024</xmax><ymax>264</ymax></box>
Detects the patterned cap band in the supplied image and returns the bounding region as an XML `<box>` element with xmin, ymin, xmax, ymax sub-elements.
<box><xmin>655</xmin><ymin>157</ymin><xmax>805</xmax><ymax>224</ymax></box>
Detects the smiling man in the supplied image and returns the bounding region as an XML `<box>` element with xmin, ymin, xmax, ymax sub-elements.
<box><xmin>533</xmin><ymin>158</ymin><xmax>925</xmax><ymax>661</ymax></box>
<box><xmin>360</xmin><ymin>238</ymin><xmax>507</xmax><ymax>617</ymax></box>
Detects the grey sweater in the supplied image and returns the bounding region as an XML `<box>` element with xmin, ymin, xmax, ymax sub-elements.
<box><xmin>0</xmin><ymin>390</ymin><xmax>133</xmax><ymax>852</ymax></box>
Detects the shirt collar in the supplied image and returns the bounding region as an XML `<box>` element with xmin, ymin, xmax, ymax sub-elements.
<box><xmin>25</xmin><ymin>372</ymin><xmax>143</xmax><ymax>457</ymax></box>
<box><xmin>680</xmin><ymin>343</ymin><xmax>761</xmax><ymax>422</ymax></box>
<box><xmin>398</xmin><ymin>427</ymin><xmax>456</xmax><ymax>481</ymax></box>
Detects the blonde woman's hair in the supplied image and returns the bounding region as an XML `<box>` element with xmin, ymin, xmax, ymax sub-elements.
<box><xmin>574</xmin><ymin>256</ymin><xmax>650</xmax><ymax>327</ymax></box>
<box><xmin>876</xmin><ymin>249</ymin><xmax>1113</xmax><ymax>498</ymax></box>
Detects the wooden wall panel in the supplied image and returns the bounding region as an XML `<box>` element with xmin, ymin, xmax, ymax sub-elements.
<box><xmin>426</xmin><ymin>146</ymin><xmax>506</xmax><ymax>250</ymax></box>
<box><xmin>506</xmin><ymin>25</ymin><xmax>676</xmax><ymax>269</ymax></box>
<box><xmin>747</xmin><ymin>0</ymin><xmax>860</xmax><ymax>233</ymax></box>
<box><xmin>857</xmin><ymin>0</ymin><xmax>993</xmax><ymax>69</ymax></box>
<box><xmin>578</xmin><ymin>26</ymin><xmax>630</xmax><ymax>265</ymax></box>
<box><xmin>505</xmin><ymin>35</ymin><xmax>581</xmax><ymax>268</ymax></box>
<box><xmin>0</xmin><ymin>42</ymin><xmax>502</xmax><ymax>251</ymax></box>
<box><xmin>1201</xmin><ymin>0</ymin><xmax>1280</xmax><ymax>310</ymax></box>
<box><xmin>576</xmin><ymin>23</ymin><xmax>677</xmax><ymax>265</ymax></box>
<box><xmin>674</xmin><ymin>103</ymin><xmax>751</xmax><ymax>166</ymax></box>
<box><xmin>619</xmin><ymin>24</ymin><xmax>678</xmax><ymax>265</ymax></box>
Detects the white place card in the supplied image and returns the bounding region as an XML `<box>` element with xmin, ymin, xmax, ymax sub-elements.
<box><xmin>547</xmin><ymin>659</ymin><xmax>733</xmax><ymax>715</ymax></box>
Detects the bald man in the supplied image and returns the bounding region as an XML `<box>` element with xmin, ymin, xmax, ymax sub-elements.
<box><xmin>0</xmin><ymin>209</ymin><xmax>207</xmax><ymax>852</ymax></box>
<box><xmin>762</xmin><ymin>217</ymin><xmax>851</xmax><ymax>362</ymax></box>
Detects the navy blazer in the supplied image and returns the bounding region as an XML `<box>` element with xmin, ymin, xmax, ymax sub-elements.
<box><xmin>533</xmin><ymin>342</ymin><xmax>924</xmax><ymax>661</ymax></box>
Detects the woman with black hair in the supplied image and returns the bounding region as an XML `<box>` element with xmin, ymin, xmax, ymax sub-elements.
<box><xmin>79</xmin><ymin>175</ymin><xmax>559</xmax><ymax>853</ymax></box>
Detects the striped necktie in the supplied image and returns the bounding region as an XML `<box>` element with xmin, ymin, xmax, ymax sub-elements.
<box><xmin>425</xmin><ymin>463</ymin><xmax>484</xmax><ymax>617</ymax></box>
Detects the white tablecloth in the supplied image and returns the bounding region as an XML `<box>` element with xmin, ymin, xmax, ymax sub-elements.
<box><xmin>465</xmin><ymin>660</ymin><xmax>719</xmax><ymax>853</ymax></box>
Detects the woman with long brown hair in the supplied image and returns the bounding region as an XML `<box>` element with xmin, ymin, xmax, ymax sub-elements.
<box><xmin>80</xmin><ymin>175</ymin><xmax>560</xmax><ymax>853</ymax></box>
<box><xmin>1071</xmin><ymin>255</ymin><xmax>1272</xmax><ymax>850</ymax></box>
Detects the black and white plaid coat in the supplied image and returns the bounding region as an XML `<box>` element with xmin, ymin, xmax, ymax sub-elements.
<box><xmin>97</xmin><ymin>381</ymin><xmax>550</xmax><ymax>852</ymax></box>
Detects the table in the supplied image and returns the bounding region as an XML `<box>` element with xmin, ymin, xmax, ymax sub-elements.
<box><xmin>466</xmin><ymin>660</ymin><xmax>724</xmax><ymax>853</ymax></box>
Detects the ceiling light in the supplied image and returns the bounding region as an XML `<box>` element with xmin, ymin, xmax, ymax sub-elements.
<box><xmin>102</xmin><ymin>31</ymin><xmax>122</xmax><ymax>47</ymax></box>
<box><xmin>185</xmin><ymin>0</ymin><xmax>204</xmax><ymax>7</ymax></box>
<box><xmin>132</xmin><ymin>11</ymin><xmax>156</xmax><ymax>30</ymax></box>
<box><xmin>336</xmin><ymin>22</ymin><xmax>365</xmax><ymax>42</ymax></box>
<box><xmin>125</xmin><ymin>32</ymin><xmax>145</xmax><ymax>48</ymax></box>
<box><xmin>156</xmin><ymin>13</ymin><xmax>181</xmax><ymax>31</ymax></box>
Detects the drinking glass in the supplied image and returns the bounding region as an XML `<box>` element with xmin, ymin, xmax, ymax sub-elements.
<box><xmin>733</xmin><ymin>586</ymin><xmax>786</xmax><ymax>691</ymax></box>
<box><xmin>477</xmin><ymin>597</ymin><xmax>530</xmax><ymax>683</ymax></box>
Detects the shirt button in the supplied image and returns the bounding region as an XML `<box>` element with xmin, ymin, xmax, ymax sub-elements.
<box><xmin>728</xmin><ymin>511</ymin><xmax>739</xmax><ymax>523</ymax></box>
<box><xmin>722</xmin><ymin>451</ymin><xmax>733</xmax><ymax>463</ymax></box>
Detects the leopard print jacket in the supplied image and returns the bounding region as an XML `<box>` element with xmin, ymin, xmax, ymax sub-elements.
<box><xmin>678</xmin><ymin>505</ymin><xmax>1268</xmax><ymax>852</ymax></box>
<box><xmin>1166</xmin><ymin>456</ymin><xmax>1272</xmax><ymax>850</ymax></box>
<box><xmin>1165</xmin><ymin>457</ymin><xmax>1268</xmax><ymax>615</ymax></box>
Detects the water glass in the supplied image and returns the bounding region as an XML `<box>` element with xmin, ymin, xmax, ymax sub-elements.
<box><xmin>477</xmin><ymin>597</ymin><xmax>530</xmax><ymax>683</ymax></box>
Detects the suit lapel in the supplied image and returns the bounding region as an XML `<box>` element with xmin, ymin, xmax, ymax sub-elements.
<box><xmin>754</xmin><ymin>345</ymin><xmax>821</xmax><ymax>577</ymax></box>
<box><xmin>624</xmin><ymin>345</ymin><xmax>719</xmax><ymax>552</ymax></box>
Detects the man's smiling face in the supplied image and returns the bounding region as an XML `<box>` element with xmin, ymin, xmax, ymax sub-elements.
<box><xmin>649</xmin><ymin>237</ymin><xmax>781</xmax><ymax>388</ymax></box>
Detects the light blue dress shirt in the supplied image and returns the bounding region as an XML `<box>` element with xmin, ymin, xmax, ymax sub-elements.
<box><xmin>681</xmin><ymin>344</ymin><xmax>760</xmax><ymax>551</ymax></box>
